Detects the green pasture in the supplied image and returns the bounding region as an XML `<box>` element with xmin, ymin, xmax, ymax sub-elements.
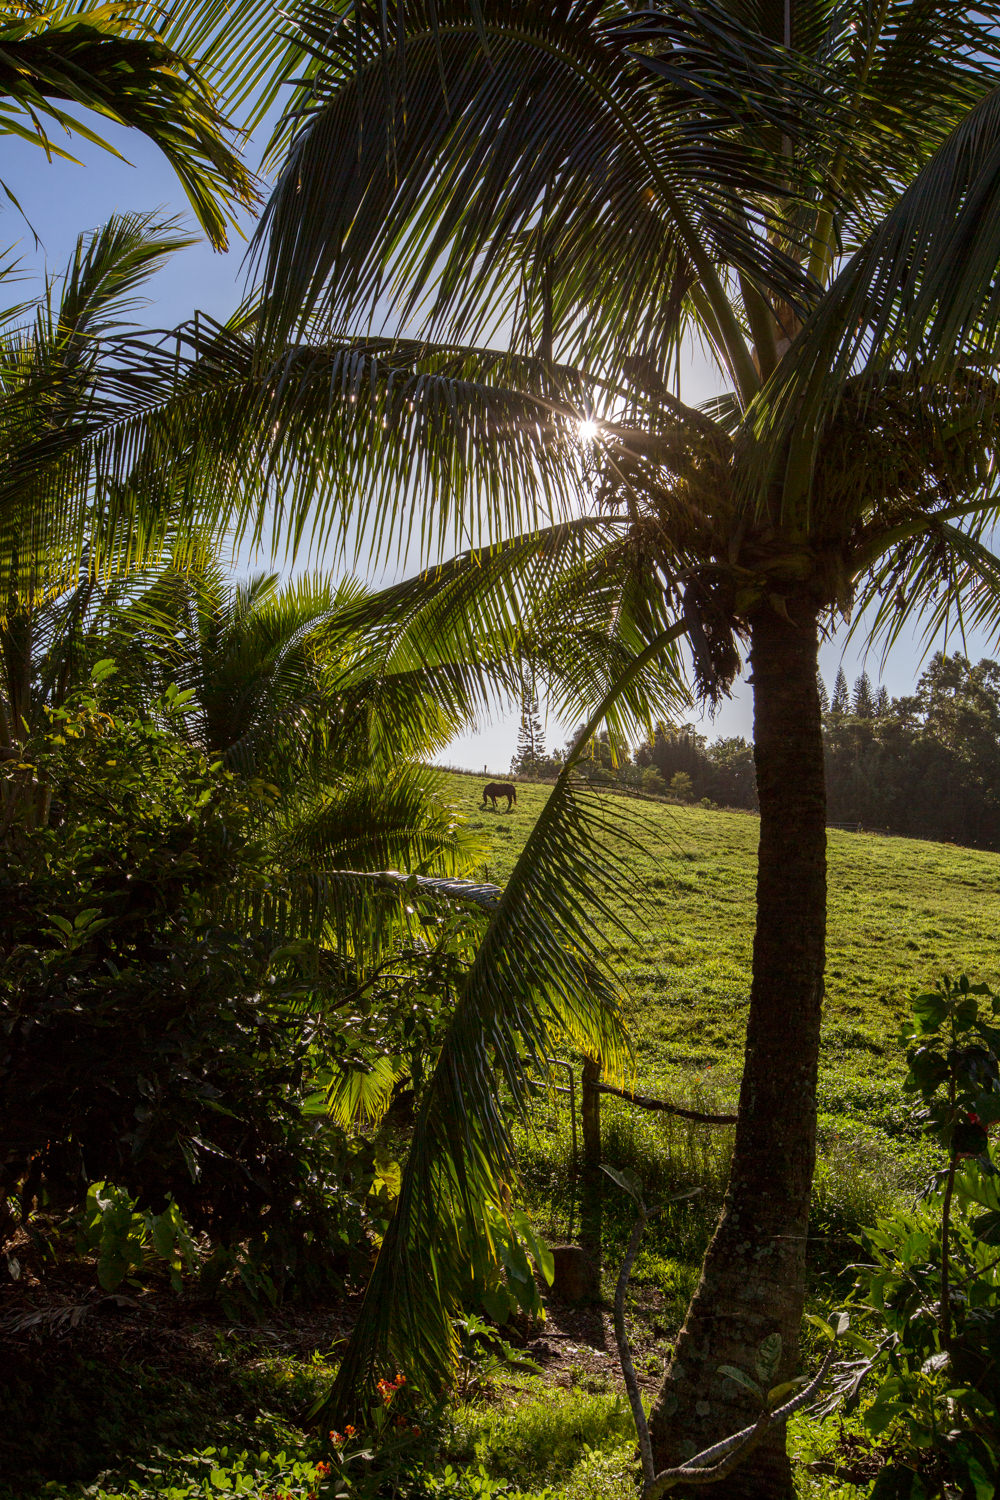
<box><xmin>443</xmin><ymin>770</ymin><xmax>999</xmax><ymax>1258</ymax></box>
<box><xmin>445</xmin><ymin>769</ymin><xmax>1000</xmax><ymax>1090</ymax></box>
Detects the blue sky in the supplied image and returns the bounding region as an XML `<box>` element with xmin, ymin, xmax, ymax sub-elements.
<box><xmin>7</xmin><ymin>120</ymin><xmax>996</xmax><ymax>774</ymax></box>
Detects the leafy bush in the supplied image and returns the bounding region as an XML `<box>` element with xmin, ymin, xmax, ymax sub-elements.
<box><xmin>833</xmin><ymin>976</ymin><xmax>1000</xmax><ymax>1498</ymax></box>
<box><xmin>75</xmin><ymin>1182</ymin><xmax>199</xmax><ymax>1293</ymax></box>
<box><xmin>0</xmin><ymin>690</ymin><xmax>377</xmax><ymax>1294</ymax></box>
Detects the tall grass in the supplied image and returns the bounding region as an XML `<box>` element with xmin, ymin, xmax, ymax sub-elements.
<box><xmin>516</xmin><ymin>1068</ymin><xmax>916</xmax><ymax>1308</ymax></box>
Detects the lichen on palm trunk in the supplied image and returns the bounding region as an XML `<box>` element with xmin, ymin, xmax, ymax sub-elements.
<box><xmin>648</xmin><ymin>601</ymin><xmax>826</xmax><ymax>1499</ymax></box>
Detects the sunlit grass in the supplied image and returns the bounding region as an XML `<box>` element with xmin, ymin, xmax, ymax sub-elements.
<box><xmin>445</xmin><ymin>1380</ymin><xmax>638</xmax><ymax>1496</ymax></box>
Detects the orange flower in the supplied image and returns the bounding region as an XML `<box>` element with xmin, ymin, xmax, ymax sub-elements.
<box><xmin>329</xmin><ymin>1431</ymin><xmax>343</xmax><ymax>1446</ymax></box>
<box><xmin>344</xmin><ymin>1425</ymin><xmax>356</xmax><ymax>1438</ymax></box>
<box><xmin>315</xmin><ymin>1461</ymin><xmax>332</xmax><ymax>1478</ymax></box>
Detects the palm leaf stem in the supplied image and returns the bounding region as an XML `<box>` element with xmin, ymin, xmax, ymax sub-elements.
<box><xmin>851</xmin><ymin>496</ymin><xmax>1000</xmax><ymax>571</ymax></box>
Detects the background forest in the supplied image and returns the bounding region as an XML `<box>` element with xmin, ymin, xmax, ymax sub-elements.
<box><xmin>536</xmin><ymin>654</ymin><xmax>1000</xmax><ymax>849</ymax></box>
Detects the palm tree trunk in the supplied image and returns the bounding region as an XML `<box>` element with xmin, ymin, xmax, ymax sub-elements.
<box><xmin>647</xmin><ymin>600</ymin><xmax>826</xmax><ymax>1499</ymax></box>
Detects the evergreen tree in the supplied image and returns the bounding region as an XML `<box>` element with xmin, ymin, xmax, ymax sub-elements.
<box><xmin>817</xmin><ymin>674</ymin><xmax>829</xmax><ymax>715</ymax></box>
<box><xmin>852</xmin><ymin>671</ymin><xmax>875</xmax><ymax>718</ymax></box>
<box><xmin>831</xmin><ymin>668</ymin><xmax>850</xmax><ymax>716</ymax></box>
<box><xmin>510</xmin><ymin>690</ymin><xmax>545</xmax><ymax>774</ymax></box>
<box><xmin>874</xmin><ymin>685</ymin><xmax>890</xmax><ymax>717</ymax></box>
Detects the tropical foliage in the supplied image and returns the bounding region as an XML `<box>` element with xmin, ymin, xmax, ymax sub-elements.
<box><xmin>191</xmin><ymin>1</ymin><xmax>1000</xmax><ymax>1488</ymax></box>
<box><xmin>832</xmin><ymin>977</ymin><xmax>1000</xmax><ymax>1498</ymax></box>
<box><xmin>10</xmin><ymin>1</ymin><xmax>1000</xmax><ymax>1495</ymax></box>
<box><xmin>0</xmin><ymin>0</ymin><xmax>305</xmax><ymax>246</ymax></box>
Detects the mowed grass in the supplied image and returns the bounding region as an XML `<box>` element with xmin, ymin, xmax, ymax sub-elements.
<box><xmin>439</xmin><ymin>768</ymin><xmax>1000</xmax><ymax>1165</ymax></box>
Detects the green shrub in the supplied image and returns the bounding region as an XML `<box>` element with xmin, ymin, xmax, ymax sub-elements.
<box><xmin>832</xmin><ymin>976</ymin><xmax>1000</xmax><ymax>1497</ymax></box>
<box><xmin>0</xmin><ymin>694</ymin><xmax>376</xmax><ymax>1296</ymax></box>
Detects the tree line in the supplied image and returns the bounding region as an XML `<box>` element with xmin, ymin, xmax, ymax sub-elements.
<box><xmin>515</xmin><ymin>653</ymin><xmax>1000</xmax><ymax>851</ymax></box>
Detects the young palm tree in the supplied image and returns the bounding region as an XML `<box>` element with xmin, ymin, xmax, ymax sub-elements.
<box><xmin>0</xmin><ymin>210</ymin><xmax>220</xmax><ymax>615</ymax></box>
<box><xmin>126</xmin><ymin>560</ymin><xmax>494</xmax><ymax>891</ymax></box>
<box><xmin>231</xmin><ymin>5</ymin><xmax>1000</xmax><ymax>1495</ymax></box>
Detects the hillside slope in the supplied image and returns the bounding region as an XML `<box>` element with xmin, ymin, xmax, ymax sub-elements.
<box><xmin>439</xmin><ymin>770</ymin><xmax>1000</xmax><ymax>1130</ymax></box>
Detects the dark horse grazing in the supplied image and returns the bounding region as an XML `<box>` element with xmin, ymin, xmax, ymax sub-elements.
<box><xmin>482</xmin><ymin>781</ymin><xmax>517</xmax><ymax>811</ymax></box>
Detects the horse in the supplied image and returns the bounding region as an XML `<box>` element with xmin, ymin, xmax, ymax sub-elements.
<box><xmin>482</xmin><ymin>781</ymin><xmax>517</xmax><ymax>811</ymax></box>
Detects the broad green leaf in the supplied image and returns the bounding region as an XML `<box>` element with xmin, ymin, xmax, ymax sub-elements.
<box><xmin>718</xmin><ymin>1364</ymin><xmax>762</xmax><ymax>1398</ymax></box>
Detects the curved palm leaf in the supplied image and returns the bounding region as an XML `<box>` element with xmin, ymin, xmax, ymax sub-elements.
<box><xmin>321</xmin><ymin>620</ymin><xmax>687</xmax><ymax>1414</ymax></box>
<box><xmin>0</xmin><ymin>0</ymin><xmax>264</xmax><ymax>247</ymax></box>
<box><xmin>0</xmin><ymin>213</ymin><xmax>199</xmax><ymax>597</ymax></box>
<box><xmin>746</xmin><ymin>86</ymin><xmax>1000</xmax><ymax>519</ymax></box>
<box><xmin>255</xmin><ymin>0</ymin><xmax>814</xmax><ymax>391</ymax></box>
<box><xmin>74</xmin><ymin>319</ymin><xmax>598</xmax><ymax>566</ymax></box>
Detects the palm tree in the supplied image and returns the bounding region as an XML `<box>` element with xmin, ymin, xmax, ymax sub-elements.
<box><xmin>230</xmin><ymin>5</ymin><xmax>1000</xmax><ymax>1494</ymax></box>
<box><xmin>0</xmin><ymin>0</ymin><xmax>317</xmax><ymax>247</ymax></box>
<box><xmin>0</xmin><ymin>211</ymin><xmax>206</xmax><ymax>770</ymax></box>
<box><xmin>125</xmin><ymin>560</ymin><xmax>495</xmax><ymax>892</ymax></box>
<box><xmin>0</xmin><ymin>210</ymin><xmax>218</xmax><ymax>633</ymax></box>
<box><xmin>32</xmin><ymin>7</ymin><xmax>1000</xmax><ymax>1486</ymax></box>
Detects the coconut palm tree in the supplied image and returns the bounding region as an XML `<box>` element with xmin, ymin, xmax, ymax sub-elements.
<box><xmin>227</xmin><ymin>5</ymin><xmax>1000</xmax><ymax>1494</ymax></box>
<box><xmin>28</xmin><ymin>6</ymin><xmax>1000</xmax><ymax>1488</ymax></box>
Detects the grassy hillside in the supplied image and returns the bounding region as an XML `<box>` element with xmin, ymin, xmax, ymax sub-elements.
<box><xmin>439</xmin><ymin>768</ymin><xmax>1000</xmax><ymax>1149</ymax></box>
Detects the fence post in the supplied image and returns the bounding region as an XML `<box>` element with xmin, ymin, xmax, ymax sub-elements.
<box><xmin>580</xmin><ymin>1055</ymin><xmax>603</xmax><ymax>1273</ymax></box>
<box><xmin>581</xmin><ymin>1056</ymin><xmax>601</xmax><ymax>1169</ymax></box>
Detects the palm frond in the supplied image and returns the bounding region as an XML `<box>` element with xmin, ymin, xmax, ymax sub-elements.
<box><xmin>46</xmin><ymin>318</ymin><xmax>600</xmax><ymax>570</ymax></box>
<box><xmin>0</xmin><ymin>215</ymin><xmax>200</xmax><ymax>597</ymax></box>
<box><xmin>254</xmin><ymin>0</ymin><xmax>807</xmax><ymax>388</ymax></box>
<box><xmin>0</xmin><ymin>0</ymin><xmax>263</xmax><ymax>247</ymax></box>
<box><xmin>277</xmin><ymin>765</ymin><xmax>475</xmax><ymax>877</ymax></box>
<box><xmin>746</xmin><ymin>85</ymin><xmax>1000</xmax><ymax>521</ymax></box>
<box><xmin>321</xmin><ymin>619</ymin><xmax>688</xmax><ymax>1415</ymax></box>
<box><xmin>852</xmin><ymin>518</ymin><xmax>1000</xmax><ymax>662</ymax></box>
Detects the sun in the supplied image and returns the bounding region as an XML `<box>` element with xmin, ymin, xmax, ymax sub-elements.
<box><xmin>577</xmin><ymin>418</ymin><xmax>599</xmax><ymax>443</ymax></box>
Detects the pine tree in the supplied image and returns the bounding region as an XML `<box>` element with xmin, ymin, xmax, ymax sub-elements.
<box><xmin>831</xmin><ymin>668</ymin><xmax>850</xmax><ymax>717</ymax></box>
<box><xmin>817</xmin><ymin>674</ymin><xmax>830</xmax><ymax>715</ymax></box>
<box><xmin>852</xmin><ymin>671</ymin><xmax>875</xmax><ymax>718</ymax></box>
<box><xmin>874</xmin><ymin>685</ymin><xmax>890</xmax><ymax>717</ymax></box>
<box><xmin>511</xmin><ymin>690</ymin><xmax>545</xmax><ymax>774</ymax></box>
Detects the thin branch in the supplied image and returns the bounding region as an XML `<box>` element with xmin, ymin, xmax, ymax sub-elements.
<box><xmin>614</xmin><ymin>1206</ymin><xmax>655</xmax><ymax>1483</ymax></box>
<box><xmin>595</xmin><ymin>1080</ymin><xmax>737</xmax><ymax>1125</ymax></box>
<box><xmin>642</xmin><ymin>1341</ymin><xmax>839</xmax><ymax>1499</ymax></box>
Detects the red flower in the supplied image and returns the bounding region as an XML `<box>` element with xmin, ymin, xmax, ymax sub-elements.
<box><xmin>376</xmin><ymin>1373</ymin><xmax>406</xmax><ymax>1404</ymax></box>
